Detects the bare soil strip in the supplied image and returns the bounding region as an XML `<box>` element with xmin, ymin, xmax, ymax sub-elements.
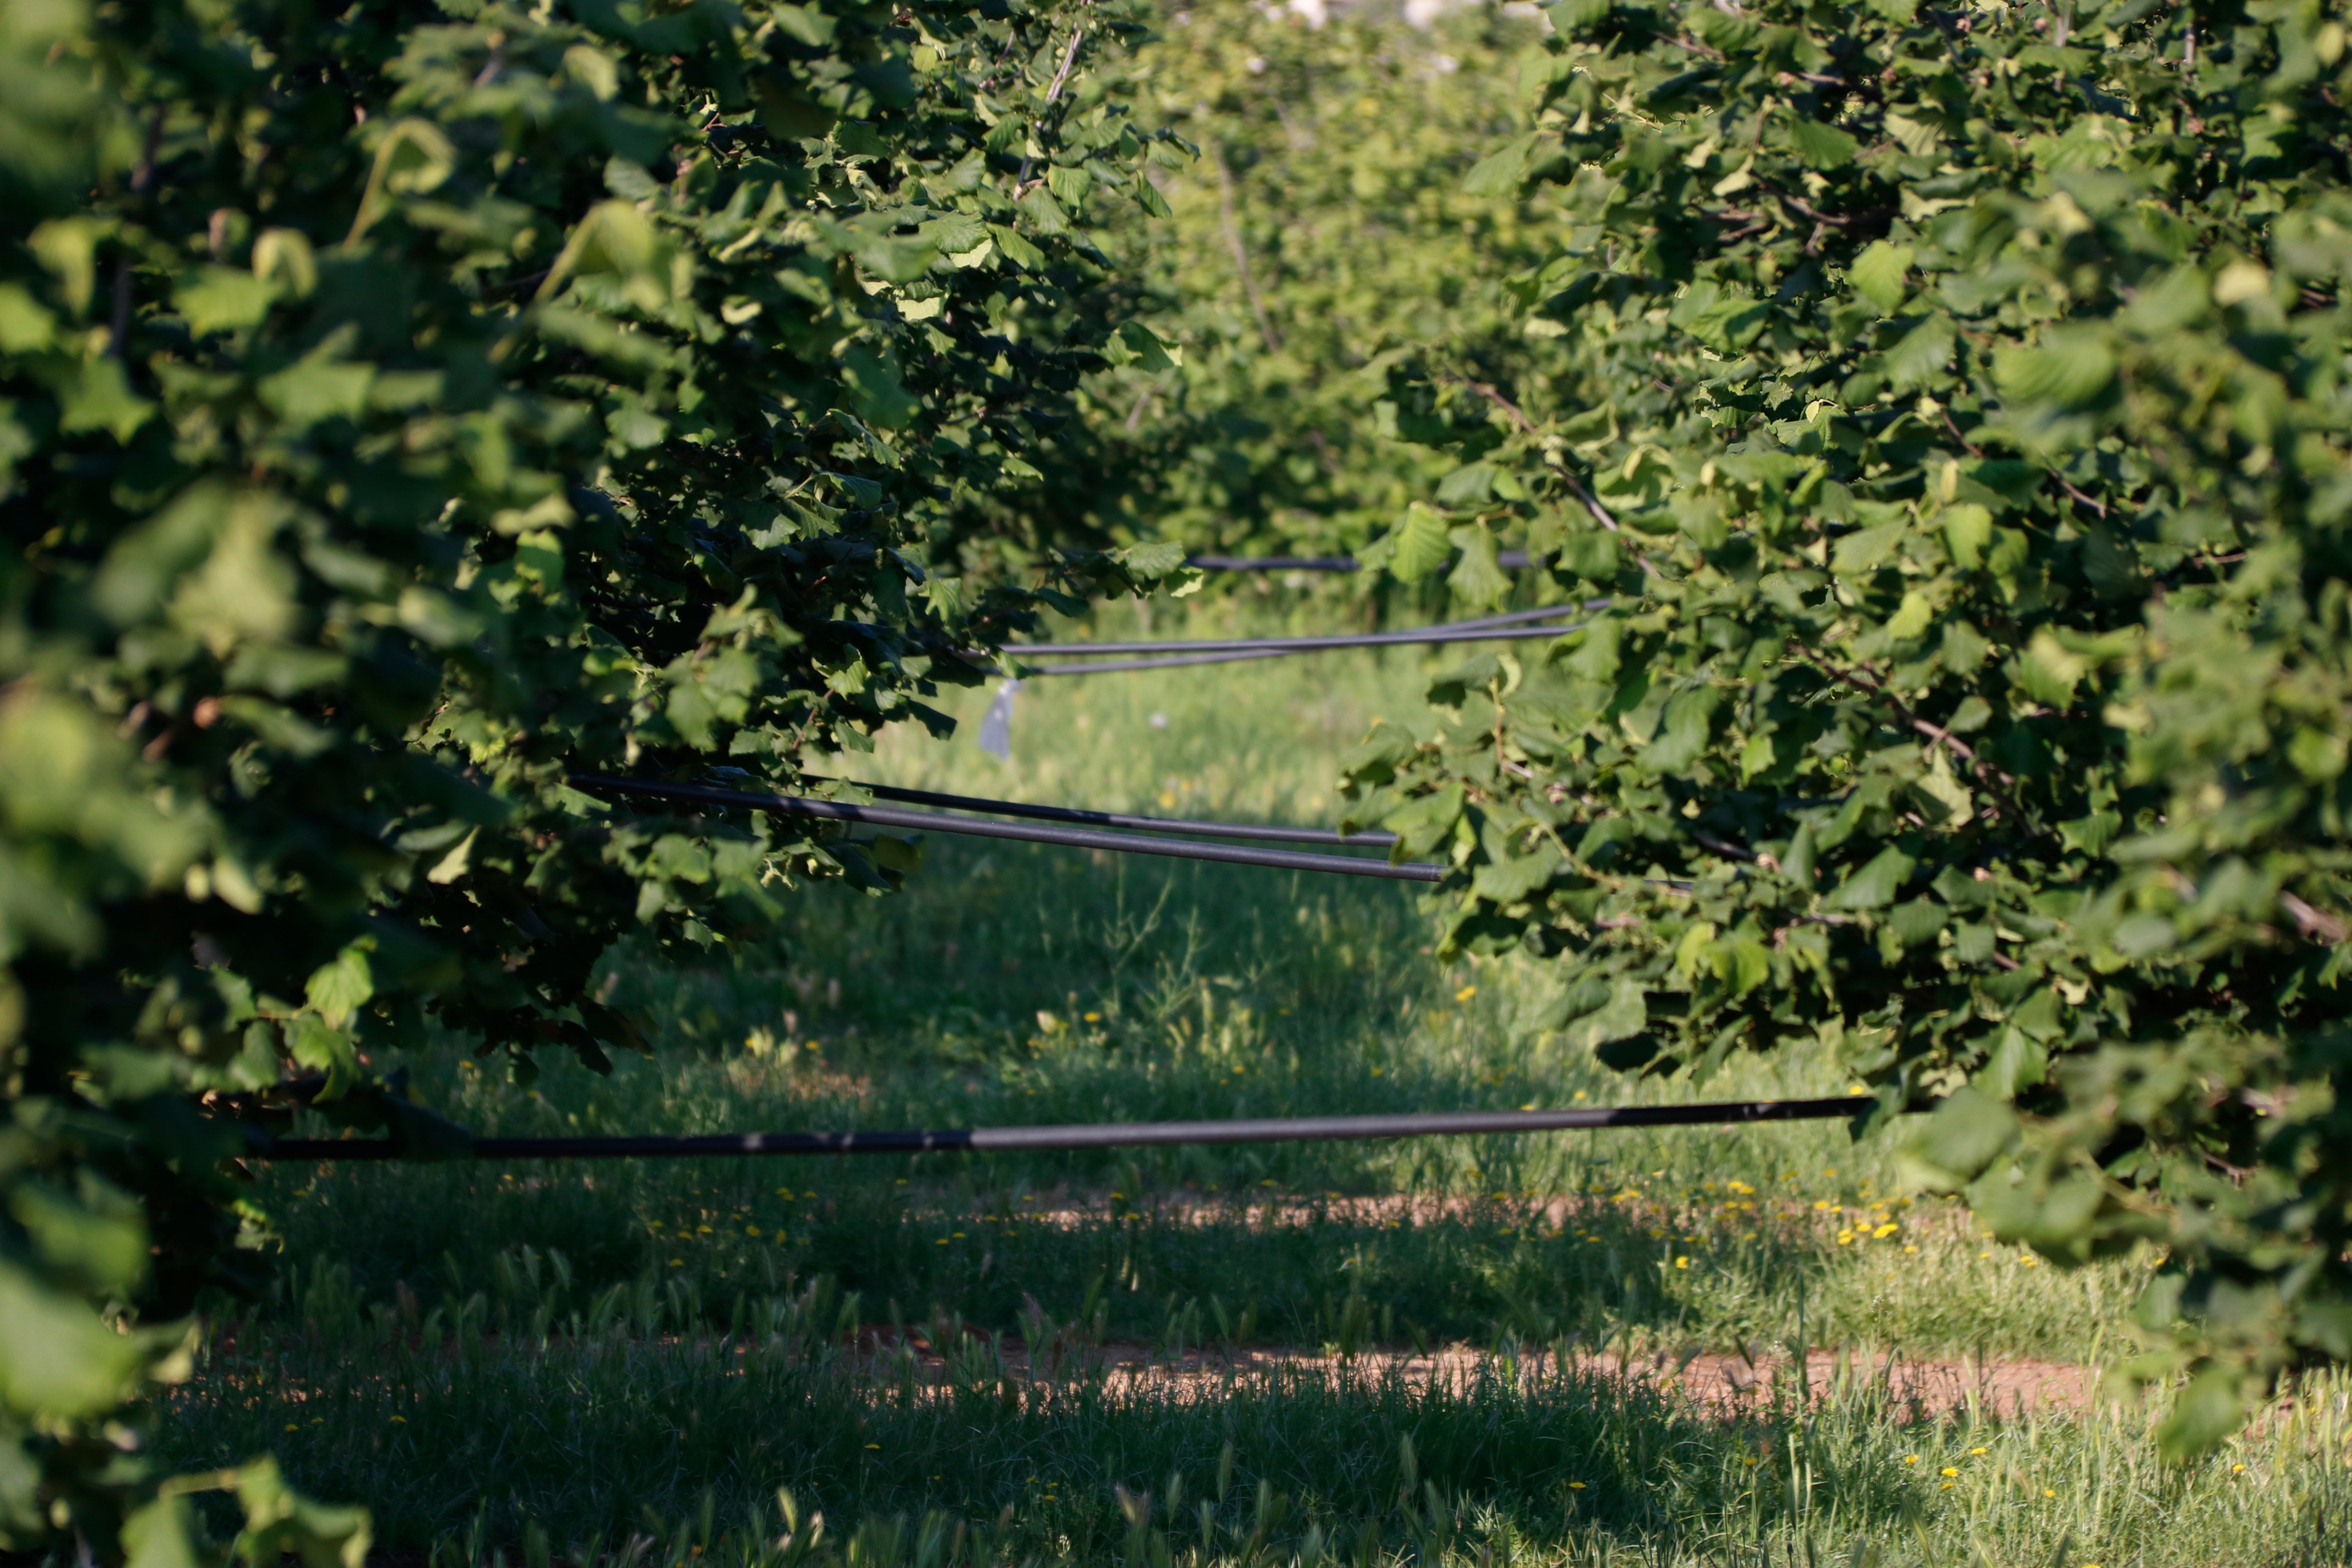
<box><xmin>865</xmin><ymin>1329</ymin><xmax>2098</xmax><ymax>1419</ymax></box>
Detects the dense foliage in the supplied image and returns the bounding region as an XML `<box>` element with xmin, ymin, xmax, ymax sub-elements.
<box><xmin>1336</xmin><ymin>0</ymin><xmax>2352</xmax><ymax>1450</ymax></box>
<box><xmin>1074</xmin><ymin>3</ymin><xmax>1553</xmax><ymax>567</ymax></box>
<box><xmin>0</xmin><ymin>0</ymin><xmax>1180</xmax><ymax>1555</ymax></box>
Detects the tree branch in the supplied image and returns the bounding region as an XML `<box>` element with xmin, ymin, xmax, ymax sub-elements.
<box><xmin>1210</xmin><ymin>142</ymin><xmax>1281</xmax><ymax>353</ymax></box>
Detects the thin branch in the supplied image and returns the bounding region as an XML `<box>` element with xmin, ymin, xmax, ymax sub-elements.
<box><xmin>1210</xmin><ymin>142</ymin><xmax>1282</xmax><ymax>353</ymax></box>
<box><xmin>1043</xmin><ymin>26</ymin><xmax>1084</xmax><ymax>104</ymax></box>
<box><xmin>1687</xmin><ymin>827</ymin><xmax>1757</xmax><ymax>862</ymax></box>
<box><xmin>1121</xmin><ymin>383</ymin><xmax>1157</xmax><ymax>433</ymax></box>
<box><xmin>1763</xmin><ymin>186</ymin><xmax>1859</xmax><ymax>227</ymax></box>
<box><xmin>2280</xmin><ymin>891</ymin><xmax>2349</xmax><ymax>945</ymax></box>
<box><xmin>2054</xmin><ymin>473</ymin><xmax>2108</xmax><ymax>519</ymax></box>
<box><xmin>112</xmin><ymin>109</ymin><xmax>166</xmax><ymax>360</ymax></box>
<box><xmin>1013</xmin><ymin>28</ymin><xmax>1086</xmax><ymax>192</ymax></box>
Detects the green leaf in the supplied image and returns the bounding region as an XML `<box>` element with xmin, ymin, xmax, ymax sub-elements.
<box><xmin>1462</xmin><ymin>133</ymin><xmax>1539</xmax><ymax>198</ymax></box>
<box><xmin>2157</xmin><ymin>1365</ymin><xmax>2252</xmax><ymax>1463</ymax></box>
<box><xmin>1565</xmin><ymin>976</ymin><xmax>1647</xmax><ymax>1053</ymax></box>
<box><xmin>1446</xmin><ymin>524</ymin><xmax>1510</xmax><ymax>608</ymax></box>
<box><xmin>1789</xmin><ymin>117</ymin><xmax>1858</xmax><ymax>170</ymax></box>
<box><xmin>0</xmin><ymin>1260</ymin><xmax>148</xmax><ymax>1419</ymax></box>
<box><xmin>869</xmin><ymin>834</ymin><xmax>923</xmax><ymax>874</ymax></box>
<box><xmin>1113</xmin><ymin>540</ymin><xmax>1189</xmax><ymax>580</ymax></box>
<box><xmin>1825</xmin><ymin>846</ymin><xmax>1915</xmax><ymax>910</ymax></box>
<box><xmin>1638</xmin><ymin>687</ymin><xmax>1722</xmax><ymax>775</ymax></box>
<box><xmin>1883</xmin><ymin>313</ymin><xmax>1954</xmax><ymax>390</ymax></box>
<box><xmin>1994</xmin><ymin>331</ymin><xmax>2116</xmax><ymax>408</ymax></box>
<box><xmin>839</xmin><ymin>344</ymin><xmax>916</xmax><ymax>428</ymax></box>
<box><xmin>0</xmin><ymin>283</ymin><xmax>58</xmax><ymax>352</ymax></box>
<box><xmin>56</xmin><ymin>355</ymin><xmax>155</xmax><ymax>441</ymax></box>
<box><xmin>1848</xmin><ymin>241</ymin><xmax>1913</xmax><ymax>314</ymax></box>
<box><xmin>1900</xmin><ymin>1086</ymin><xmax>2018</xmax><ymax>1191</ymax></box>
<box><xmin>1472</xmin><ymin>843</ymin><xmax>1560</xmax><ymax>903</ymax></box>
<box><xmin>8</xmin><ymin>1178</ymin><xmax>147</xmax><ymax>1294</ymax></box>
<box><xmin>304</xmin><ymin>943</ymin><xmax>376</xmax><ymax>1028</ymax></box>
<box><xmin>173</xmin><ymin>267</ymin><xmax>275</xmax><ymax>336</ymax></box>
<box><xmin>258</xmin><ymin>357</ymin><xmax>375</xmax><ymax>432</ymax></box>
<box><xmin>1115</xmin><ymin>320</ymin><xmax>1178</xmax><ymax>372</ymax></box>
<box><xmin>233</xmin><ymin>1455</ymin><xmax>373</xmax><ymax>1568</ymax></box>
<box><xmin>1387</xmin><ymin>503</ymin><xmax>1453</xmax><ymax>583</ymax></box>
<box><xmin>123</xmin><ymin>1495</ymin><xmax>208</xmax><ymax>1568</ymax></box>
<box><xmin>1381</xmin><ymin>783</ymin><xmax>1465</xmax><ymax>857</ymax></box>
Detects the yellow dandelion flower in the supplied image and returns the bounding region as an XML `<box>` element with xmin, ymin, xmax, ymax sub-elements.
<box><xmin>1456</xmin><ymin>985</ymin><xmax>1477</xmax><ymax>1001</ymax></box>
<box><xmin>1903</xmin><ymin>1456</ymin><xmax>1918</xmax><ymax>1465</ymax></box>
<box><xmin>1674</xmin><ymin>1256</ymin><xmax>1690</xmax><ymax>1268</ymax></box>
<box><xmin>1568</xmin><ymin>1482</ymin><xmax>1586</xmax><ymax>1490</ymax></box>
<box><xmin>1941</xmin><ymin>1467</ymin><xmax>1958</xmax><ymax>1477</ymax></box>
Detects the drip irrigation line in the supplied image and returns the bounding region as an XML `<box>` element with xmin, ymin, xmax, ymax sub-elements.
<box><xmin>567</xmin><ymin>775</ymin><xmax>1444</xmax><ymax>881</ymax></box>
<box><xmin>1003</xmin><ymin>602</ymin><xmax>1605</xmax><ymax>657</ymax></box>
<box><xmin>804</xmin><ymin>777</ymin><xmax>1400</xmax><ymax>849</ymax></box>
<box><xmin>1185</xmin><ymin>551</ymin><xmax>1542</xmax><ymax>572</ymax></box>
<box><xmin>252</xmin><ymin>1096</ymin><xmax>1882</xmax><ymax>1161</ymax></box>
<box><xmin>1010</xmin><ymin>621</ymin><xmax>1588</xmax><ymax>676</ymax></box>
<box><xmin>1005</xmin><ymin>615</ymin><xmax>1593</xmax><ymax>661</ymax></box>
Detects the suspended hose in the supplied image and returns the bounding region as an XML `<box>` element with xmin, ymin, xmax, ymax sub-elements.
<box><xmin>253</xmin><ymin>1097</ymin><xmax>1882</xmax><ymax>1161</ymax></box>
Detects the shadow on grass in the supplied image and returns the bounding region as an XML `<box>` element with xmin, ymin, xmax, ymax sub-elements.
<box><xmin>161</xmin><ymin>1302</ymin><xmax>2352</xmax><ymax>1567</ymax></box>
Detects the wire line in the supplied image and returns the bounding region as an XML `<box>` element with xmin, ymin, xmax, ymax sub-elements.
<box><xmin>567</xmin><ymin>775</ymin><xmax>1444</xmax><ymax>881</ymax></box>
<box><xmin>1183</xmin><ymin>550</ymin><xmax>1544</xmax><ymax>572</ymax></box>
<box><xmin>1004</xmin><ymin>603</ymin><xmax>1602</xmax><ymax>657</ymax></box>
<box><xmin>253</xmin><ymin>1097</ymin><xmax>1882</xmax><ymax>1161</ymax></box>
<box><xmin>806</xmin><ymin>778</ymin><xmax>1401</xmax><ymax>848</ymax></box>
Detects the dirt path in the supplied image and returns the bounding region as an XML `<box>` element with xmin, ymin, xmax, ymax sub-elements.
<box><xmin>868</xmin><ymin>1329</ymin><xmax>2098</xmax><ymax>1418</ymax></box>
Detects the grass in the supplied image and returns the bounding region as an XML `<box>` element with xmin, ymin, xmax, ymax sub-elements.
<box><xmin>155</xmin><ymin>596</ymin><xmax>2352</xmax><ymax>1566</ymax></box>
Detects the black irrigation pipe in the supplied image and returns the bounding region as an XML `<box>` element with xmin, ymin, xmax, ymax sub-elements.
<box><xmin>1011</xmin><ymin>621</ymin><xmax>1589</xmax><ymax>677</ymax></box>
<box><xmin>1186</xmin><ymin>551</ymin><xmax>1541</xmax><ymax>572</ymax></box>
<box><xmin>1006</xmin><ymin>617</ymin><xmax>1591</xmax><ymax>662</ymax></box>
<box><xmin>808</xmin><ymin>777</ymin><xmax>1401</xmax><ymax>849</ymax></box>
<box><xmin>1002</xmin><ymin>604</ymin><xmax>1600</xmax><ymax>658</ymax></box>
<box><xmin>567</xmin><ymin>774</ymin><xmax>1445</xmax><ymax>882</ymax></box>
<box><xmin>253</xmin><ymin>1096</ymin><xmax>1881</xmax><ymax>1161</ymax></box>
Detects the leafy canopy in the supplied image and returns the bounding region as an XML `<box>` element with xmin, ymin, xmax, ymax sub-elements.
<box><xmin>0</xmin><ymin>0</ymin><xmax>1179</xmax><ymax>1555</ymax></box>
<box><xmin>1336</xmin><ymin>0</ymin><xmax>2352</xmax><ymax>1452</ymax></box>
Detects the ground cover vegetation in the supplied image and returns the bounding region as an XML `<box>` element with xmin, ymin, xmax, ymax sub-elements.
<box><xmin>1314</xmin><ymin>0</ymin><xmax>2352</xmax><ymax>1453</ymax></box>
<box><xmin>150</xmin><ymin>642</ymin><xmax>2352</xmax><ymax>1564</ymax></box>
<box><xmin>0</xmin><ymin>0</ymin><xmax>1190</xmax><ymax>1558</ymax></box>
